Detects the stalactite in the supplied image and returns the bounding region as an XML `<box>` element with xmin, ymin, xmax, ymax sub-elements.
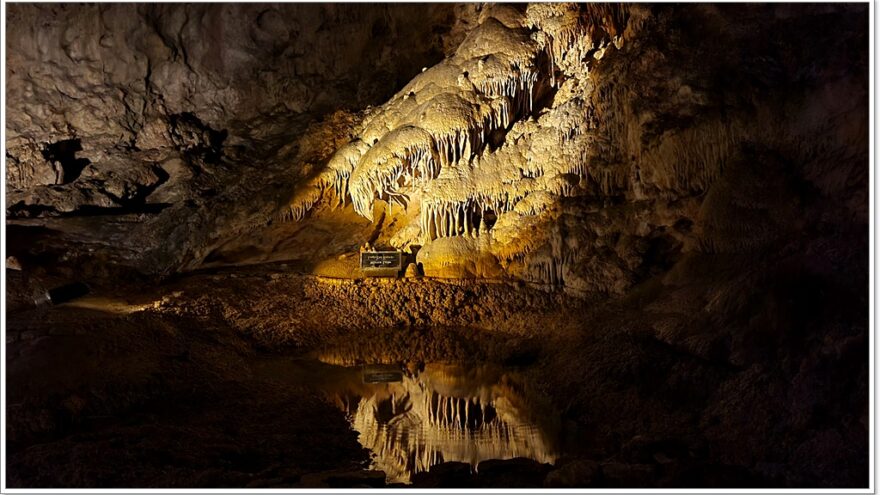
<box><xmin>476</xmin><ymin>68</ymin><xmax>540</xmax><ymax>117</ymax></box>
<box><xmin>277</xmin><ymin>2</ymin><xmax>641</xmax><ymax>292</ymax></box>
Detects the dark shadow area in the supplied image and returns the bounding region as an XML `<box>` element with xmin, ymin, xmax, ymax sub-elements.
<box><xmin>481</xmin><ymin>209</ymin><xmax>497</xmax><ymax>231</ymax></box>
<box><xmin>169</xmin><ymin>112</ymin><xmax>228</xmax><ymax>164</ymax></box>
<box><xmin>61</xmin><ymin>203</ymin><xmax>173</xmax><ymax>217</ymax></box>
<box><xmin>41</xmin><ymin>139</ymin><xmax>90</xmax><ymax>184</ymax></box>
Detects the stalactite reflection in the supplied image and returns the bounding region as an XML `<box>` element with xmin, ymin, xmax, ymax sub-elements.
<box><xmin>323</xmin><ymin>363</ymin><xmax>559</xmax><ymax>484</ymax></box>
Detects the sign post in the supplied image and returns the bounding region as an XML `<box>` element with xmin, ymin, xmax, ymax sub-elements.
<box><xmin>360</xmin><ymin>250</ymin><xmax>403</xmax><ymax>277</ymax></box>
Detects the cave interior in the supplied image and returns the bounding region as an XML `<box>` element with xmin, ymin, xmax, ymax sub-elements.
<box><xmin>3</xmin><ymin>2</ymin><xmax>870</xmax><ymax>490</ymax></box>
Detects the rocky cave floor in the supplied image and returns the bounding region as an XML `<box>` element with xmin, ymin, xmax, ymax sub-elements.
<box><xmin>5</xmin><ymin>240</ymin><xmax>868</xmax><ymax>489</ymax></box>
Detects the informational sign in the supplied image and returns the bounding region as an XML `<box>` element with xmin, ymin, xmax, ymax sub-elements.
<box><xmin>360</xmin><ymin>251</ymin><xmax>402</xmax><ymax>272</ymax></box>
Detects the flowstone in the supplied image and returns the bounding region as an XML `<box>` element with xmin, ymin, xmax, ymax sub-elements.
<box><xmin>282</xmin><ymin>4</ymin><xmax>635</xmax><ymax>287</ymax></box>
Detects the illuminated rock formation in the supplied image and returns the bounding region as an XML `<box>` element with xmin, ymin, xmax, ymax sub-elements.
<box><xmin>276</xmin><ymin>2</ymin><xmax>865</xmax><ymax>301</ymax></box>
<box><xmin>282</xmin><ymin>4</ymin><xmax>634</xmax><ymax>289</ymax></box>
<box><xmin>328</xmin><ymin>364</ymin><xmax>558</xmax><ymax>484</ymax></box>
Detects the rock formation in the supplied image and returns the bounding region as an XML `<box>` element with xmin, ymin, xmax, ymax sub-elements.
<box><xmin>5</xmin><ymin>3</ymin><xmax>474</xmax><ymax>272</ymax></box>
<box><xmin>275</xmin><ymin>3</ymin><xmax>867</xmax><ymax>295</ymax></box>
<box><xmin>5</xmin><ymin>4</ymin><xmax>867</xmax><ymax>295</ymax></box>
<box><xmin>280</xmin><ymin>4</ymin><xmax>626</xmax><ymax>287</ymax></box>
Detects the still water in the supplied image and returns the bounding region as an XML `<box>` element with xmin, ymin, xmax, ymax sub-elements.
<box><xmin>266</xmin><ymin>359</ymin><xmax>561</xmax><ymax>484</ymax></box>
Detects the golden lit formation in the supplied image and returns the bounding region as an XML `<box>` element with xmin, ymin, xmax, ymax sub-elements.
<box><xmin>326</xmin><ymin>363</ymin><xmax>558</xmax><ymax>483</ymax></box>
<box><xmin>283</xmin><ymin>5</ymin><xmax>633</xmax><ymax>286</ymax></box>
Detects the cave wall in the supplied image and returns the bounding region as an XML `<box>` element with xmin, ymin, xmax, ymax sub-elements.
<box><xmin>6</xmin><ymin>3</ymin><xmax>468</xmax><ymax>173</ymax></box>
<box><xmin>5</xmin><ymin>3</ymin><xmax>478</xmax><ymax>272</ymax></box>
<box><xmin>5</xmin><ymin>4</ymin><xmax>868</xmax><ymax>291</ymax></box>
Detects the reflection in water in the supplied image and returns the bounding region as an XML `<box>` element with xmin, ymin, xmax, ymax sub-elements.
<box><xmin>325</xmin><ymin>363</ymin><xmax>559</xmax><ymax>484</ymax></box>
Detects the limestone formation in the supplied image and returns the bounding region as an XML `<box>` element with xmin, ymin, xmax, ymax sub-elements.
<box><xmin>276</xmin><ymin>3</ymin><xmax>866</xmax><ymax>297</ymax></box>
<box><xmin>282</xmin><ymin>4</ymin><xmax>632</xmax><ymax>288</ymax></box>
